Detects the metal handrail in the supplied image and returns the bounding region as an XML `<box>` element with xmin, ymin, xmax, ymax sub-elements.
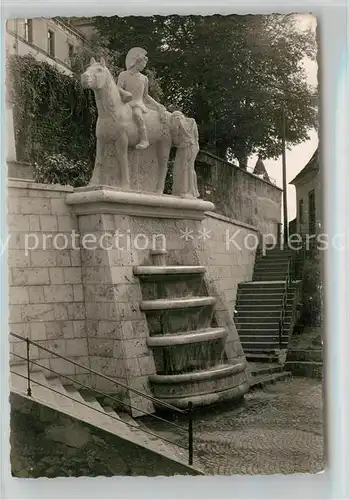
<box><xmin>10</xmin><ymin>352</ymin><xmax>187</xmax><ymax>434</ymax></box>
<box><xmin>9</xmin><ymin>332</ymin><xmax>186</xmax><ymax>414</ymax></box>
<box><xmin>278</xmin><ymin>259</ymin><xmax>291</xmax><ymax>349</ymax></box>
<box><xmin>9</xmin><ymin>331</ymin><xmax>194</xmax><ymax>465</ymax></box>
<box><xmin>10</xmin><ymin>359</ymin><xmax>187</xmax><ymax>451</ymax></box>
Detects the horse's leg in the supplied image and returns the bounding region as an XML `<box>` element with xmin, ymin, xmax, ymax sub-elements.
<box><xmin>115</xmin><ymin>133</ymin><xmax>130</xmax><ymax>189</ymax></box>
<box><xmin>155</xmin><ymin>138</ymin><xmax>172</xmax><ymax>194</ymax></box>
<box><xmin>90</xmin><ymin>137</ymin><xmax>104</xmax><ymax>185</ymax></box>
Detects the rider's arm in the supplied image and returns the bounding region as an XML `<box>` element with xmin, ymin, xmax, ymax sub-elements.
<box><xmin>117</xmin><ymin>72</ymin><xmax>132</xmax><ymax>102</ymax></box>
<box><xmin>143</xmin><ymin>77</ymin><xmax>164</xmax><ymax>109</ymax></box>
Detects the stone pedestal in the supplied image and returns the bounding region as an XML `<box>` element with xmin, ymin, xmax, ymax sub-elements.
<box><xmin>66</xmin><ymin>188</ymin><xmax>215</xmax><ymax>415</ymax></box>
<box><xmin>89</xmin><ymin>145</ymin><xmax>164</xmax><ymax>193</ymax></box>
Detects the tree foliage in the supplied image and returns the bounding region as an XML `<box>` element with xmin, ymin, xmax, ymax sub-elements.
<box><xmin>94</xmin><ymin>14</ymin><xmax>318</xmax><ymax>165</ymax></box>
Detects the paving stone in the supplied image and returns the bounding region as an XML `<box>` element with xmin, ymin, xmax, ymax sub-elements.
<box><xmin>140</xmin><ymin>377</ymin><xmax>324</xmax><ymax>475</ymax></box>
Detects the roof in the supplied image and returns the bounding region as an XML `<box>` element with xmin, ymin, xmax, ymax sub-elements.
<box><xmin>253</xmin><ymin>156</ymin><xmax>271</xmax><ymax>183</ymax></box>
<box><xmin>290</xmin><ymin>148</ymin><xmax>319</xmax><ymax>185</ymax></box>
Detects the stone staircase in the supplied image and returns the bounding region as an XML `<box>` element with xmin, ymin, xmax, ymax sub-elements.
<box><xmin>235</xmin><ymin>247</ymin><xmax>301</xmax><ymax>383</ymax></box>
<box><xmin>10</xmin><ymin>363</ymin><xmax>202</xmax><ymax>475</ymax></box>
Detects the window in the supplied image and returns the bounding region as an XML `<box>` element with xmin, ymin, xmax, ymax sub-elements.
<box><xmin>308</xmin><ymin>189</ymin><xmax>316</xmax><ymax>235</ymax></box>
<box><xmin>24</xmin><ymin>19</ymin><xmax>33</xmax><ymax>43</ymax></box>
<box><xmin>298</xmin><ymin>199</ymin><xmax>304</xmax><ymax>225</ymax></box>
<box><xmin>47</xmin><ymin>29</ymin><xmax>55</xmax><ymax>57</ymax></box>
<box><xmin>68</xmin><ymin>43</ymin><xmax>74</xmax><ymax>59</ymax></box>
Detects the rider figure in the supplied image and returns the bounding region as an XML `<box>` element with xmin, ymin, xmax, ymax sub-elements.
<box><xmin>117</xmin><ymin>47</ymin><xmax>166</xmax><ymax>150</ymax></box>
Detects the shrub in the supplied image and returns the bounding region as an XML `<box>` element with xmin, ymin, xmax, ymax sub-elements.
<box><xmin>34</xmin><ymin>153</ymin><xmax>92</xmax><ymax>187</ymax></box>
<box><xmin>299</xmin><ymin>249</ymin><xmax>323</xmax><ymax>327</ymax></box>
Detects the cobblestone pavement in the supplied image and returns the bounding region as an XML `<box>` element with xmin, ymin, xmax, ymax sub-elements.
<box><xmin>142</xmin><ymin>377</ymin><xmax>324</xmax><ymax>475</ymax></box>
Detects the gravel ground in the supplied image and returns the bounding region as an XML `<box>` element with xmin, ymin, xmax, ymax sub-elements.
<box><xmin>141</xmin><ymin>377</ymin><xmax>324</xmax><ymax>475</ymax></box>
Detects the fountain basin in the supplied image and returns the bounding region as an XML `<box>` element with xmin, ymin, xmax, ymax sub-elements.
<box><xmin>147</xmin><ymin>327</ymin><xmax>227</xmax><ymax>347</ymax></box>
<box><xmin>152</xmin><ymin>382</ymin><xmax>250</xmax><ymax>409</ymax></box>
<box><xmin>149</xmin><ymin>361</ymin><xmax>248</xmax><ymax>408</ymax></box>
<box><xmin>134</xmin><ymin>266</ymin><xmax>206</xmax><ymax>276</ymax></box>
<box><xmin>150</xmin><ymin>361</ymin><xmax>246</xmax><ymax>383</ymax></box>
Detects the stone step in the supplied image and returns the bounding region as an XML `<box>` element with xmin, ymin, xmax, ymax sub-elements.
<box><xmin>253</xmin><ymin>275</ymin><xmax>288</xmax><ymax>281</ymax></box>
<box><xmin>103</xmin><ymin>405</ymin><xmax>123</xmax><ymax>419</ymax></box>
<box><xmin>140</xmin><ymin>296</ymin><xmax>216</xmax><ymax>311</ymax></box>
<box><xmin>249</xmin><ymin>371</ymin><xmax>292</xmax><ymax>389</ymax></box>
<box><xmin>236</xmin><ymin>301</ymin><xmax>293</xmax><ymax>313</ymax></box>
<box><xmin>284</xmin><ymin>361</ymin><xmax>323</xmax><ymax>378</ymax></box>
<box><xmin>238</xmin><ymin>333</ymin><xmax>289</xmax><ymax>341</ymax></box>
<box><xmin>10</xmin><ymin>366</ymin><xmax>57</xmax><ymax>406</ymax></box>
<box><xmin>255</xmin><ymin>256</ymin><xmax>291</xmax><ymax>262</ymax></box>
<box><xmin>237</xmin><ymin>325</ymin><xmax>288</xmax><ymax>333</ymax></box>
<box><xmin>254</xmin><ymin>264</ymin><xmax>289</xmax><ymax>271</ymax></box>
<box><xmin>247</xmin><ymin>362</ymin><xmax>284</xmax><ymax>378</ymax></box>
<box><xmin>253</xmin><ymin>267</ymin><xmax>289</xmax><ymax>272</ymax></box>
<box><xmin>237</xmin><ymin>292</ymin><xmax>295</xmax><ymax>297</ymax></box>
<box><xmin>245</xmin><ymin>352</ymin><xmax>279</xmax><ymax>362</ymax></box>
<box><xmin>235</xmin><ymin>316</ymin><xmax>292</xmax><ymax>323</ymax></box>
<box><xmin>241</xmin><ymin>341</ymin><xmax>288</xmax><ymax>349</ymax></box>
<box><xmin>237</xmin><ymin>297</ymin><xmax>294</xmax><ymax>304</ymax></box>
<box><xmin>63</xmin><ymin>385</ymin><xmax>87</xmax><ymax>404</ymax></box>
<box><xmin>46</xmin><ymin>377</ymin><xmax>81</xmax><ymax>416</ymax></box>
<box><xmin>10</xmin><ymin>370</ymin><xmax>202</xmax><ymax>474</ymax></box>
<box><xmin>118</xmin><ymin>411</ymin><xmax>140</xmax><ymax>427</ymax></box>
<box><xmin>81</xmin><ymin>393</ymin><xmax>107</xmax><ymax>414</ymax></box>
<box><xmin>253</xmin><ymin>269</ymin><xmax>288</xmax><ymax>275</ymax></box>
<box><xmin>237</xmin><ymin>281</ymin><xmax>296</xmax><ymax>295</ymax></box>
<box><xmin>240</xmin><ymin>281</ymin><xmax>289</xmax><ymax>286</ymax></box>
<box><xmin>261</xmin><ymin>249</ymin><xmax>293</xmax><ymax>254</ymax></box>
<box><xmin>238</xmin><ymin>282</ymin><xmax>291</xmax><ymax>289</ymax></box>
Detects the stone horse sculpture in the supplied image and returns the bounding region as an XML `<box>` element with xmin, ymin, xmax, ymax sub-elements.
<box><xmin>81</xmin><ymin>57</ymin><xmax>172</xmax><ymax>193</ymax></box>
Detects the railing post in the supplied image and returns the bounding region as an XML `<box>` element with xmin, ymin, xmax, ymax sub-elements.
<box><xmin>188</xmin><ymin>401</ymin><xmax>193</xmax><ymax>466</ymax></box>
<box><xmin>26</xmin><ymin>337</ymin><xmax>32</xmax><ymax>397</ymax></box>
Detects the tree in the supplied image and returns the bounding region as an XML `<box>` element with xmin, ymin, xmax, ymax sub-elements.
<box><xmin>93</xmin><ymin>14</ymin><xmax>317</xmax><ymax>166</ymax></box>
<box><xmin>70</xmin><ymin>34</ymin><xmax>122</xmax><ymax>79</ymax></box>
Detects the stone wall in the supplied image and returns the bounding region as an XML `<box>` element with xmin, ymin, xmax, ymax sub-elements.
<box><xmin>8</xmin><ymin>180</ymin><xmax>89</xmax><ymax>380</ymax></box>
<box><xmin>195</xmin><ymin>150</ymin><xmax>282</xmax><ymax>239</ymax></box>
<box><xmin>10</xmin><ymin>393</ymin><xmax>199</xmax><ymax>477</ymax></box>
<box><xmin>203</xmin><ymin>212</ymin><xmax>257</xmax><ymax>315</ymax></box>
<box><xmin>8</xmin><ymin>179</ymin><xmax>257</xmax><ymax>408</ymax></box>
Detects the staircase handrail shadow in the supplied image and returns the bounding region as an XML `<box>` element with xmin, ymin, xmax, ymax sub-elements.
<box><xmin>9</xmin><ymin>331</ymin><xmax>195</xmax><ymax>465</ymax></box>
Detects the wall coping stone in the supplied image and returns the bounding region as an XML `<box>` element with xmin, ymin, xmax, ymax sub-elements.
<box><xmin>66</xmin><ymin>186</ymin><xmax>215</xmax><ymax>220</ymax></box>
<box><xmin>8</xmin><ymin>179</ymin><xmax>74</xmax><ymax>192</ymax></box>
<box><xmin>198</xmin><ymin>150</ymin><xmax>283</xmax><ymax>191</ymax></box>
<box><xmin>205</xmin><ymin>211</ymin><xmax>259</xmax><ymax>232</ymax></box>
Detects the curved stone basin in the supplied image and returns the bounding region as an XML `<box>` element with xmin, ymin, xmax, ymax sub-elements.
<box><xmin>134</xmin><ymin>265</ymin><xmax>206</xmax><ymax>276</ymax></box>
<box><xmin>140</xmin><ymin>296</ymin><xmax>216</xmax><ymax>311</ymax></box>
<box><xmin>149</xmin><ymin>360</ymin><xmax>248</xmax><ymax>409</ymax></box>
<box><xmin>147</xmin><ymin>327</ymin><xmax>227</xmax><ymax>347</ymax></box>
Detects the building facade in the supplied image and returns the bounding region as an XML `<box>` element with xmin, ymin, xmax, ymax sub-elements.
<box><xmin>290</xmin><ymin>149</ymin><xmax>321</xmax><ymax>236</ymax></box>
<box><xmin>6</xmin><ymin>17</ymin><xmax>86</xmax><ymax>76</ymax></box>
<box><xmin>5</xmin><ymin>18</ymin><xmax>87</xmax><ymax>173</ymax></box>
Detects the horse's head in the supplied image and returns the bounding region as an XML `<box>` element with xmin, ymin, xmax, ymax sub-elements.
<box><xmin>81</xmin><ymin>57</ymin><xmax>110</xmax><ymax>90</ymax></box>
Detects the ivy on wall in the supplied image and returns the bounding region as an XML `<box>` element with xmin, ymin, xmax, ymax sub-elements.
<box><xmin>7</xmin><ymin>53</ymin><xmax>167</xmax><ymax>187</ymax></box>
<box><xmin>8</xmin><ymin>55</ymin><xmax>96</xmax><ymax>179</ymax></box>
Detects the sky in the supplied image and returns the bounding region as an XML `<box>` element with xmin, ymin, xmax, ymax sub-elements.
<box><xmin>250</xmin><ymin>14</ymin><xmax>318</xmax><ymax>223</ymax></box>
